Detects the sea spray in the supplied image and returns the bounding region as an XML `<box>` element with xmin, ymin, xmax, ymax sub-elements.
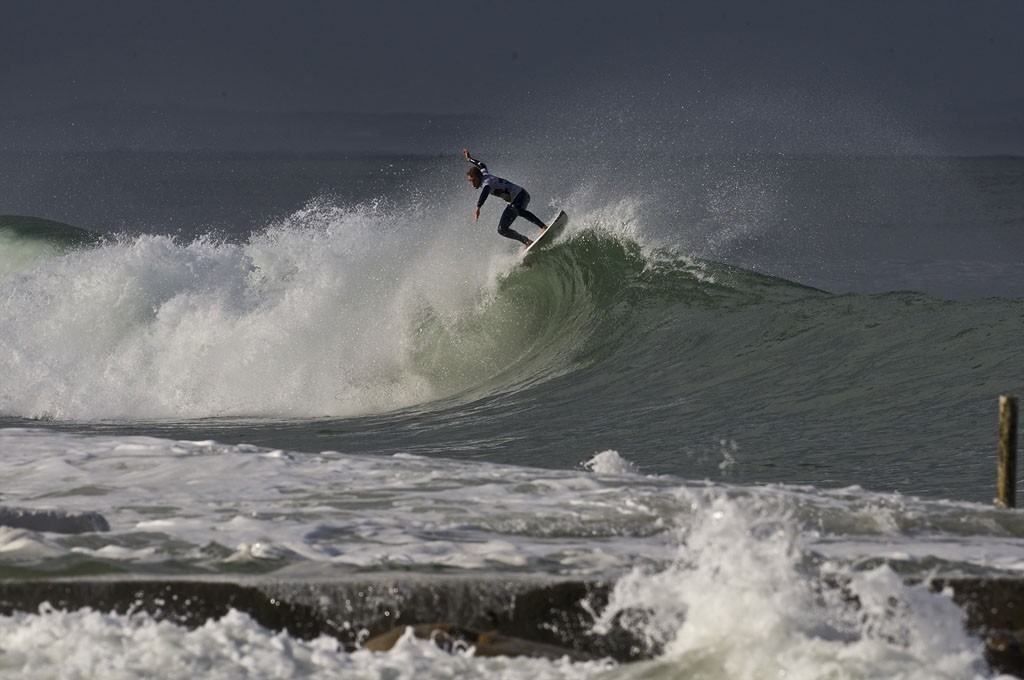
<box><xmin>583</xmin><ymin>450</ymin><xmax>641</xmax><ymax>476</ymax></box>
<box><xmin>591</xmin><ymin>490</ymin><xmax>993</xmax><ymax>679</ymax></box>
<box><xmin>0</xmin><ymin>202</ymin><xmax>450</xmax><ymax>419</ymax></box>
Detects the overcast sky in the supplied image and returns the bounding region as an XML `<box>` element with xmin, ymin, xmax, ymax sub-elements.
<box><xmin>2</xmin><ymin>1</ymin><xmax>1022</xmax><ymax>152</ymax></box>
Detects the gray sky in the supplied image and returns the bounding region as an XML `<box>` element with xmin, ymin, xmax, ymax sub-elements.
<box><xmin>2</xmin><ymin>1</ymin><xmax>1022</xmax><ymax>152</ymax></box>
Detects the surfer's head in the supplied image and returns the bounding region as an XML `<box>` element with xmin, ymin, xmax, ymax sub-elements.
<box><xmin>466</xmin><ymin>167</ymin><xmax>483</xmax><ymax>189</ymax></box>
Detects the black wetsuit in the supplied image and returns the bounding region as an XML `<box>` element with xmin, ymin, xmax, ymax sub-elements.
<box><xmin>466</xmin><ymin>154</ymin><xmax>547</xmax><ymax>245</ymax></box>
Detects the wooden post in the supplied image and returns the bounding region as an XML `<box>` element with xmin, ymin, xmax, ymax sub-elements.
<box><xmin>998</xmin><ymin>395</ymin><xmax>1018</xmax><ymax>508</ymax></box>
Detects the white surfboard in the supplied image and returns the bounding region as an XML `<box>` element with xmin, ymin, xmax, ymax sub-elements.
<box><xmin>521</xmin><ymin>211</ymin><xmax>568</xmax><ymax>265</ymax></box>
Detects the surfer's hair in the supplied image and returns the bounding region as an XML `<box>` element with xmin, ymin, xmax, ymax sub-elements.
<box><xmin>466</xmin><ymin>167</ymin><xmax>483</xmax><ymax>182</ymax></box>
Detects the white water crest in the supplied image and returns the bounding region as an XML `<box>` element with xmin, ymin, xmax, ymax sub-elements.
<box><xmin>0</xmin><ymin>201</ymin><xmax>469</xmax><ymax>419</ymax></box>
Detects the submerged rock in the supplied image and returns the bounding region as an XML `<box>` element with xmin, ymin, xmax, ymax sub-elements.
<box><xmin>363</xmin><ymin>622</ymin><xmax>596</xmax><ymax>661</ymax></box>
<box><xmin>0</xmin><ymin>507</ymin><xmax>110</xmax><ymax>534</ymax></box>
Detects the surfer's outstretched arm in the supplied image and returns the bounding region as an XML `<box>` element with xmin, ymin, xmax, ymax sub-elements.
<box><xmin>463</xmin><ymin>148</ymin><xmax>486</xmax><ymax>171</ymax></box>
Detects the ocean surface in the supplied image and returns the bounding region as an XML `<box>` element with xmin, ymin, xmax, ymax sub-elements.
<box><xmin>1</xmin><ymin>150</ymin><xmax>1023</xmax><ymax>678</ymax></box>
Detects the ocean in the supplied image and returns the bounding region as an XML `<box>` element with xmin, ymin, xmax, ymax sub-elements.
<box><xmin>1</xmin><ymin>149</ymin><xmax>1023</xmax><ymax>678</ymax></box>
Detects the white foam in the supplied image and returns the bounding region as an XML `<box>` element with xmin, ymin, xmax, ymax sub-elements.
<box><xmin>0</xmin><ymin>429</ymin><xmax>679</xmax><ymax>576</ymax></box>
<box><xmin>0</xmin><ymin>199</ymin><xmax>511</xmax><ymax>420</ymax></box>
<box><xmin>0</xmin><ymin>527</ymin><xmax>68</xmax><ymax>560</ymax></box>
<box><xmin>5</xmin><ymin>427</ymin><xmax>1024</xmax><ymax>582</ymax></box>
<box><xmin>582</xmin><ymin>450</ymin><xmax>640</xmax><ymax>475</ymax></box>
<box><xmin>0</xmin><ymin>606</ymin><xmax>610</xmax><ymax>680</ymax></box>
<box><xmin>592</xmin><ymin>490</ymin><xmax>996</xmax><ymax>679</ymax></box>
<box><xmin>0</xmin><ymin>428</ymin><xmax>1020</xmax><ymax>678</ymax></box>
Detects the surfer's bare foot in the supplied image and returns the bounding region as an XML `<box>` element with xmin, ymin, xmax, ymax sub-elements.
<box><xmin>524</xmin><ymin>239</ymin><xmax>534</xmax><ymax>247</ymax></box>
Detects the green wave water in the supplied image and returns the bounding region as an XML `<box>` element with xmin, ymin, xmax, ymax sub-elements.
<box><xmin>0</xmin><ymin>215</ymin><xmax>101</xmax><ymax>276</ymax></box>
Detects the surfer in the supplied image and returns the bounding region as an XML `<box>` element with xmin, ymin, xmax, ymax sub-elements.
<box><xmin>463</xmin><ymin>148</ymin><xmax>549</xmax><ymax>247</ymax></box>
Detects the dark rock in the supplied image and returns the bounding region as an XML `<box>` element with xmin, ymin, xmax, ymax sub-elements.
<box><xmin>0</xmin><ymin>507</ymin><xmax>110</xmax><ymax>533</ymax></box>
